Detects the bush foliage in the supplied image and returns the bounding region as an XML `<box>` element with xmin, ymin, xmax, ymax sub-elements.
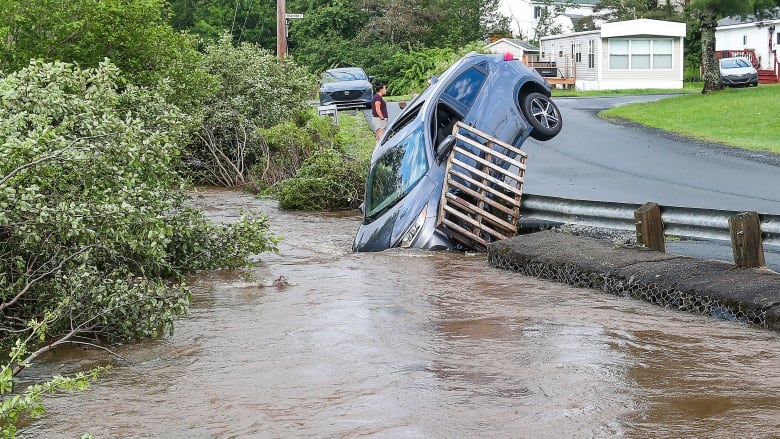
<box><xmin>270</xmin><ymin>112</ymin><xmax>376</xmax><ymax>211</ymax></box>
<box><xmin>186</xmin><ymin>34</ymin><xmax>318</xmax><ymax>187</ymax></box>
<box><xmin>0</xmin><ymin>60</ymin><xmax>278</xmax><ymax>434</ymax></box>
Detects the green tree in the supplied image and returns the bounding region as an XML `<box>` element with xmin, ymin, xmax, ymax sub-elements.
<box><xmin>359</xmin><ymin>0</ymin><xmax>440</xmax><ymax>46</ymax></box>
<box><xmin>594</xmin><ymin>0</ymin><xmax>680</xmax><ymax>21</ymax></box>
<box><xmin>690</xmin><ymin>0</ymin><xmax>780</xmax><ymax>92</ymax></box>
<box><xmin>288</xmin><ymin>0</ymin><xmax>369</xmax><ymax>43</ymax></box>
<box><xmin>189</xmin><ymin>33</ymin><xmax>318</xmax><ymax>187</ymax></box>
<box><xmin>167</xmin><ymin>0</ymin><xmax>278</xmax><ymax>48</ymax></box>
<box><xmin>428</xmin><ymin>0</ymin><xmax>510</xmax><ymax>47</ymax></box>
<box><xmin>0</xmin><ymin>0</ymin><xmax>211</xmax><ymax>112</ymax></box>
<box><xmin>533</xmin><ymin>0</ymin><xmax>578</xmax><ymax>43</ymax></box>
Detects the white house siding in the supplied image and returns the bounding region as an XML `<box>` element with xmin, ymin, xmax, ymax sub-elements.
<box><xmin>539</xmin><ymin>19</ymin><xmax>686</xmax><ymax>90</ymax></box>
<box><xmin>716</xmin><ymin>20</ymin><xmax>780</xmax><ymax>69</ymax></box>
<box><xmin>539</xmin><ymin>31</ymin><xmax>600</xmax><ymax>89</ymax></box>
<box><xmin>487</xmin><ymin>40</ymin><xmax>526</xmax><ymax>59</ymax></box>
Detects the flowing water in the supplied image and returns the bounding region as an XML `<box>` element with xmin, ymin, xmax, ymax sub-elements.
<box><xmin>24</xmin><ymin>187</ymin><xmax>780</xmax><ymax>438</ymax></box>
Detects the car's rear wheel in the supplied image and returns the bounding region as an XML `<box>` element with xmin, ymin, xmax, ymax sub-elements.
<box><xmin>520</xmin><ymin>92</ymin><xmax>562</xmax><ymax>141</ymax></box>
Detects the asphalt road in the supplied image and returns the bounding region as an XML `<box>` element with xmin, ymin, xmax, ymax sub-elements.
<box><xmin>521</xmin><ymin>95</ymin><xmax>780</xmax><ymax>214</ymax></box>
<box><xmin>361</xmin><ymin>96</ymin><xmax>780</xmax><ymax>271</ymax></box>
<box><xmin>370</xmin><ymin>95</ymin><xmax>780</xmax><ymax>213</ymax></box>
<box><xmin>522</xmin><ymin>95</ymin><xmax>780</xmax><ymax>272</ymax></box>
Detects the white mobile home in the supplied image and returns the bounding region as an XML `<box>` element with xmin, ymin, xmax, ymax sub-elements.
<box><xmin>538</xmin><ymin>19</ymin><xmax>687</xmax><ymax>90</ymax></box>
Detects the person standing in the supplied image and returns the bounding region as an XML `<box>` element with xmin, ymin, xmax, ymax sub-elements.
<box><xmin>372</xmin><ymin>82</ymin><xmax>388</xmax><ymax>141</ymax></box>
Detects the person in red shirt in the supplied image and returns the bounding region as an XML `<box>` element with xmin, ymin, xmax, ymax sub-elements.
<box><xmin>372</xmin><ymin>82</ymin><xmax>388</xmax><ymax>140</ymax></box>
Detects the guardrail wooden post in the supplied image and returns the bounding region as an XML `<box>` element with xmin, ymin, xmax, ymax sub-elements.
<box><xmin>634</xmin><ymin>202</ymin><xmax>665</xmax><ymax>252</ymax></box>
<box><xmin>728</xmin><ymin>211</ymin><xmax>765</xmax><ymax>268</ymax></box>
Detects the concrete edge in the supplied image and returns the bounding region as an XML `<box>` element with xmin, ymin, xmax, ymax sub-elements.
<box><xmin>487</xmin><ymin>230</ymin><xmax>780</xmax><ymax>331</ymax></box>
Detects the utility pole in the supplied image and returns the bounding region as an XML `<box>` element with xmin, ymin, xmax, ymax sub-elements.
<box><xmin>276</xmin><ymin>0</ymin><xmax>286</xmax><ymax>57</ymax></box>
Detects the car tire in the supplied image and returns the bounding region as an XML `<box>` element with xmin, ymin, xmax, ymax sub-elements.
<box><xmin>520</xmin><ymin>92</ymin><xmax>562</xmax><ymax>141</ymax></box>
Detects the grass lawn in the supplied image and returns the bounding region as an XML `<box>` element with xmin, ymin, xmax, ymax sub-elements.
<box><xmin>599</xmin><ymin>83</ymin><xmax>780</xmax><ymax>154</ymax></box>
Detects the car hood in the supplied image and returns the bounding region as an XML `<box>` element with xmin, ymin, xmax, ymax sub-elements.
<box><xmin>319</xmin><ymin>79</ymin><xmax>372</xmax><ymax>93</ymax></box>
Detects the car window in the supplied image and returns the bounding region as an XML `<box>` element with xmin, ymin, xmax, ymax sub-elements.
<box><xmin>383</xmin><ymin>104</ymin><xmax>422</xmax><ymax>144</ymax></box>
<box><xmin>324</xmin><ymin>69</ymin><xmax>366</xmax><ymax>82</ymax></box>
<box><xmin>365</xmin><ymin>126</ymin><xmax>428</xmax><ymax>219</ymax></box>
<box><xmin>720</xmin><ymin>58</ymin><xmax>750</xmax><ymax>69</ymax></box>
<box><xmin>443</xmin><ymin>64</ymin><xmax>487</xmax><ymax>109</ymax></box>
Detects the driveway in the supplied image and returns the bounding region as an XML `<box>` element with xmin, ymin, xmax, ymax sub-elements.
<box><xmin>522</xmin><ymin>95</ymin><xmax>780</xmax><ymax>270</ymax></box>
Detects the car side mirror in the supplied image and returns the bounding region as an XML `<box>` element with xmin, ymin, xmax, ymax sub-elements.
<box><xmin>435</xmin><ymin>135</ymin><xmax>456</xmax><ymax>164</ymax></box>
<box><xmin>368</xmin><ymin>75</ymin><xmax>375</xmax><ymax>83</ymax></box>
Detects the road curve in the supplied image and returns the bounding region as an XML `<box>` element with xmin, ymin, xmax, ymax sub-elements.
<box><xmin>522</xmin><ymin>95</ymin><xmax>780</xmax><ymax>214</ymax></box>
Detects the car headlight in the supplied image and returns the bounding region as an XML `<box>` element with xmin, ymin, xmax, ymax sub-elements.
<box><xmin>398</xmin><ymin>206</ymin><xmax>428</xmax><ymax>248</ymax></box>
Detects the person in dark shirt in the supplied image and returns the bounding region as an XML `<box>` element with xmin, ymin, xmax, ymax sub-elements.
<box><xmin>372</xmin><ymin>82</ymin><xmax>388</xmax><ymax>140</ymax></box>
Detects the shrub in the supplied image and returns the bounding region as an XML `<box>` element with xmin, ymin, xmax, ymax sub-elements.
<box><xmin>0</xmin><ymin>59</ymin><xmax>278</xmax><ymax>432</ymax></box>
<box><xmin>0</xmin><ymin>0</ymin><xmax>213</xmax><ymax>114</ymax></box>
<box><xmin>250</xmin><ymin>107</ymin><xmax>339</xmax><ymax>192</ymax></box>
<box><xmin>272</xmin><ymin>148</ymin><xmax>368</xmax><ymax>211</ymax></box>
<box><xmin>186</xmin><ymin>33</ymin><xmax>318</xmax><ymax>187</ymax></box>
<box><xmin>269</xmin><ymin>112</ymin><xmax>375</xmax><ymax>211</ymax></box>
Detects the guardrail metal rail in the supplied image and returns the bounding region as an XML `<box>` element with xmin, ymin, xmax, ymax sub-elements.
<box><xmin>520</xmin><ymin>193</ymin><xmax>780</xmax><ymax>268</ymax></box>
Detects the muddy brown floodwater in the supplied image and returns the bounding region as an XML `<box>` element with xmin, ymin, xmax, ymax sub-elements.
<box><xmin>23</xmin><ymin>187</ymin><xmax>780</xmax><ymax>438</ymax></box>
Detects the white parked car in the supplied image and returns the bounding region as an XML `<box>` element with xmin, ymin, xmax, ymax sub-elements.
<box><xmin>719</xmin><ymin>57</ymin><xmax>758</xmax><ymax>87</ymax></box>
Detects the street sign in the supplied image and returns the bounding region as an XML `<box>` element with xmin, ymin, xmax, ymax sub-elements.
<box><xmin>285</xmin><ymin>13</ymin><xmax>303</xmax><ymax>19</ymax></box>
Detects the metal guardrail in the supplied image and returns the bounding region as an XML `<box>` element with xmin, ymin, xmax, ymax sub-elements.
<box><xmin>520</xmin><ymin>193</ymin><xmax>780</xmax><ymax>247</ymax></box>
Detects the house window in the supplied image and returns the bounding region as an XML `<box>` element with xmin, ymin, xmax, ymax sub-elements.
<box><xmin>575</xmin><ymin>43</ymin><xmax>582</xmax><ymax>63</ymax></box>
<box><xmin>588</xmin><ymin>39</ymin><xmax>595</xmax><ymax>68</ymax></box>
<box><xmin>652</xmin><ymin>39</ymin><xmax>673</xmax><ymax>68</ymax></box>
<box><xmin>534</xmin><ymin>6</ymin><xmax>542</xmax><ymax>19</ymax></box>
<box><xmin>608</xmin><ymin>38</ymin><xmax>674</xmax><ymax>70</ymax></box>
<box><xmin>632</xmin><ymin>40</ymin><xmax>651</xmax><ymax>69</ymax></box>
<box><xmin>609</xmin><ymin>39</ymin><xmax>630</xmax><ymax>69</ymax></box>
<box><xmin>743</xmin><ymin>35</ymin><xmax>747</xmax><ymax>45</ymax></box>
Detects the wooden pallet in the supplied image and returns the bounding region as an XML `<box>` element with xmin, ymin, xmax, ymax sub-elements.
<box><xmin>436</xmin><ymin>121</ymin><xmax>528</xmax><ymax>251</ymax></box>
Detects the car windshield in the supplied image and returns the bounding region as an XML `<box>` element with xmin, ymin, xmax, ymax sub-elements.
<box><xmin>324</xmin><ymin>69</ymin><xmax>367</xmax><ymax>82</ymax></box>
<box><xmin>720</xmin><ymin>58</ymin><xmax>751</xmax><ymax>69</ymax></box>
<box><xmin>364</xmin><ymin>126</ymin><xmax>429</xmax><ymax>219</ymax></box>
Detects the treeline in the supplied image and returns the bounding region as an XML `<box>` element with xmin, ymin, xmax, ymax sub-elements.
<box><xmin>166</xmin><ymin>0</ymin><xmax>510</xmax><ymax>74</ymax></box>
